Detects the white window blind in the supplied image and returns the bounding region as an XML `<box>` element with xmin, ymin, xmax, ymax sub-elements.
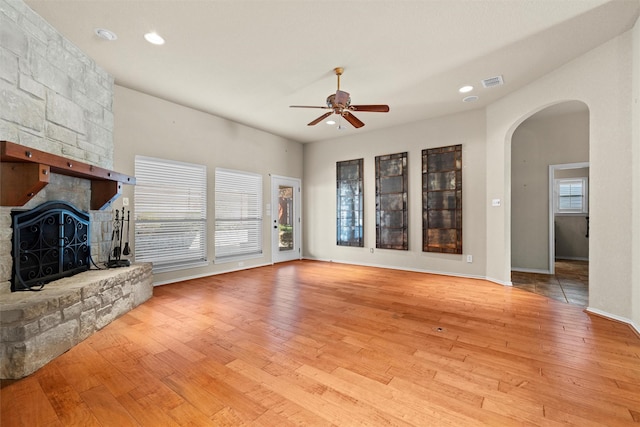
<box><xmin>555</xmin><ymin>178</ymin><xmax>588</xmax><ymax>214</ymax></box>
<box><xmin>215</xmin><ymin>168</ymin><xmax>262</xmax><ymax>262</ymax></box>
<box><xmin>134</xmin><ymin>156</ymin><xmax>207</xmax><ymax>272</ymax></box>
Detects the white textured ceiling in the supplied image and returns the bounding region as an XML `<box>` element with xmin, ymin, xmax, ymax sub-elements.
<box><xmin>24</xmin><ymin>0</ymin><xmax>640</xmax><ymax>143</ymax></box>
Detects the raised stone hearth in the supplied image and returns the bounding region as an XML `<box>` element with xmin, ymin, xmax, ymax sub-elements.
<box><xmin>0</xmin><ymin>263</ymin><xmax>152</xmax><ymax>379</ymax></box>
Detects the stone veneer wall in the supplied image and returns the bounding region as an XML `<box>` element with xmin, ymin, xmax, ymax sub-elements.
<box><xmin>0</xmin><ymin>263</ymin><xmax>153</xmax><ymax>379</ymax></box>
<box><xmin>0</xmin><ymin>0</ymin><xmax>117</xmax><ymax>291</ymax></box>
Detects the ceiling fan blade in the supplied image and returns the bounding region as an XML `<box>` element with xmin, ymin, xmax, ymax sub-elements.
<box><xmin>350</xmin><ymin>104</ymin><xmax>390</xmax><ymax>112</ymax></box>
<box><xmin>307</xmin><ymin>111</ymin><xmax>334</xmax><ymax>126</ymax></box>
<box><xmin>290</xmin><ymin>105</ymin><xmax>331</xmax><ymax>109</ymax></box>
<box><xmin>342</xmin><ymin>112</ymin><xmax>365</xmax><ymax>128</ymax></box>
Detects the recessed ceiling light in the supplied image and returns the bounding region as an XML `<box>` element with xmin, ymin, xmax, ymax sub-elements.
<box><xmin>459</xmin><ymin>85</ymin><xmax>473</xmax><ymax>93</ymax></box>
<box><xmin>463</xmin><ymin>95</ymin><xmax>479</xmax><ymax>103</ymax></box>
<box><xmin>326</xmin><ymin>120</ymin><xmax>336</xmax><ymax>125</ymax></box>
<box><xmin>95</xmin><ymin>28</ymin><xmax>117</xmax><ymax>41</ymax></box>
<box><xmin>144</xmin><ymin>32</ymin><xmax>165</xmax><ymax>45</ymax></box>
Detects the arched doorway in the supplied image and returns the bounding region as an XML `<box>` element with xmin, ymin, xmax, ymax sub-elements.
<box><xmin>510</xmin><ymin>101</ymin><xmax>590</xmax><ymax>306</ymax></box>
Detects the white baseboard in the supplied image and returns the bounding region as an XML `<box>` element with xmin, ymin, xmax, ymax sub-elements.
<box><xmin>511</xmin><ymin>267</ymin><xmax>551</xmax><ymax>274</ymax></box>
<box><xmin>152</xmin><ymin>262</ymin><xmax>272</xmax><ymax>286</ymax></box>
<box><xmin>585</xmin><ymin>307</ymin><xmax>640</xmax><ymax>337</ymax></box>
<box><xmin>302</xmin><ymin>256</ymin><xmax>507</xmax><ymax>285</ymax></box>
<box><xmin>555</xmin><ymin>256</ymin><xmax>589</xmax><ymax>261</ymax></box>
<box><xmin>485</xmin><ymin>277</ymin><xmax>513</xmax><ymax>287</ymax></box>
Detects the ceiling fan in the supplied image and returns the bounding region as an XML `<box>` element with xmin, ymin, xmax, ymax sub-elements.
<box><xmin>290</xmin><ymin>67</ymin><xmax>390</xmax><ymax>128</ymax></box>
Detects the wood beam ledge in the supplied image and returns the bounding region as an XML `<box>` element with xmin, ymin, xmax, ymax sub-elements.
<box><xmin>1</xmin><ymin>141</ymin><xmax>135</xmax><ymax>210</ymax></box>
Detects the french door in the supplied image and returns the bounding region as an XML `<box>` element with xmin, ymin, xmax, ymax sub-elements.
<box><xmin>271</xmin><ymin>175</ymin><xmax>301</xmax><ymax>263</ymax></box>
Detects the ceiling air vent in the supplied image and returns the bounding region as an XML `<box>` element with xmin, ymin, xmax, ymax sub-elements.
<box><xmin>481</xmin><ymin>75</ymin><xmax>504</xmax><ymax>88</ymax></box>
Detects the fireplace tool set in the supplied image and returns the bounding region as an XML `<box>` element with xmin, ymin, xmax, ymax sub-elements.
<box><xmin>108</xmin><ymin>207</ymin><xmax>131</xmax><ymax>268</ymax></box>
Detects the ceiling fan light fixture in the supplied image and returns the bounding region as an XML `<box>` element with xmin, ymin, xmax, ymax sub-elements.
<box><xmin>326</xmin><ymin>120</ymin><xmax>336</xmax><ymax>125</ymax></box>
<box><xmin>458</xmin><ymin>85</ymin><xmax>473</xmax><ymax>93</ymax></box>
<box><xmin>290</xmin><ymin>67</ymin><xmax>389</xmax><ymax>129</ymax></box>
<box><xmin>144</xmin><ymin>32</ymin><xmax>165</xmax><ymax>45</ymax></box>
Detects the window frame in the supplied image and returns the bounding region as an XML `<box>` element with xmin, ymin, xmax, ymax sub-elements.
<box><xmin>554</xmin><ymin>177</ymin><xmax>589</xmax><ymax>215</ymax></box>
<box><xmin>375</xmin><ymin>152</ymin><xmax>408</xmax><ymax>251</ymax></box>
<box><xmin>422</xmin><ymin>144</ymin><xmax>463</xmax><ymax>254</ymax></box>
<box><xmin>336</xmin><ymin>158</ymin><xmax>364</xmax><ymax>247</ymax></box>
<box><xmin>214</xmin><ymin>168</ymin><xmax>263</xmax><ymax>263</ymax></box>
<box><xmin>134</xmin><ymin>155</ymin><xmax>208</xmax><ymax>273</ymax></box>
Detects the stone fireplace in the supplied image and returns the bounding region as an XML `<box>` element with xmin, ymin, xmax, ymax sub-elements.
<box><xmin>0</xmin><ymin>1</ymin><xmax>153</xmax><ymax>379</ymax></box>
<box><xmin>0</xmin><ymin>143</ymin><xmax>152</xmax><ymax>379</ymax></box>
<box><xmin>0</xmin><ymin>142</ymin><xmax>152</xmax><ymax>379</ymax></box>
<box><xmin>1</xmin><ymin>0</ymin><xmax>119</xmax><ymax>292</ymax></box>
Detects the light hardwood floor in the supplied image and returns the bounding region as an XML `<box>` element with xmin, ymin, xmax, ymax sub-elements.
<box><xmin>2</xmin><ymin>260</ymin><xmax>639</xmax><ymax>426</ymax></box>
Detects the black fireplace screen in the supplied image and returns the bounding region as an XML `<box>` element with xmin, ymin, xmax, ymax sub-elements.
<box><xmin>11</xmin><ymin>201</ymin><xmax>90</xmax><ymax>291</ymax></box>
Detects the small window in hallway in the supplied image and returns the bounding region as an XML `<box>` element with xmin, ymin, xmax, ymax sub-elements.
<box><xmin>555</xmin><ymin>177</ymin><xmax>588</xmax><ymax>214</ymax></box>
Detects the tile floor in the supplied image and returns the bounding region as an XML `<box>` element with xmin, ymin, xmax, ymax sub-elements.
<box><xmin>511</xmin><ymin>260</ymin><xmax>588</xmax><ymax>307</ymax></box>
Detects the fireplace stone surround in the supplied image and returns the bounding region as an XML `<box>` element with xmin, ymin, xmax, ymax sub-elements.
<box><xmin>0</xmin><ymin>1</ymin><xmax>157</xmax><ymax>380</ymax></box>
<box><xmin>0</xmin><ymin>166</ymin><xmax>149</xmax><ymax>379</ymax></box>
<box><xmin>0</xmin><ymin>263</ymin><xmax>152</xmax><ymax>379</ymax></box>
<box><xmin>0</xmin><ymin>145</ymin><xmax>145</xmax><ymax>379</ymax></box>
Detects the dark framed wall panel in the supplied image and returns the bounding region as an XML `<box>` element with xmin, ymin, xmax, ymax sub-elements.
<box><xmin>375</xmin><ymin>152</ymin><xmax>408</xmax><ymax>250</ymax></box>
<box><xmin>336</xmin><ymin>158</ymin><xmax>364</xmax><ymax>247</ymax></box>
<box><xmin>422</xmin><ymin>144</ymin><xmax>462</xmax><ymax>254</ymax></box>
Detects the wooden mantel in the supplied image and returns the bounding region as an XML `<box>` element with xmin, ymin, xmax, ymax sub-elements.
<box><xmin>0</xmin><ymin>141</ymin><xmax>135</xmax><ymax>210</ymax></box>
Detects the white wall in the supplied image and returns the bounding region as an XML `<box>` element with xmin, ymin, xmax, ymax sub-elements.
<box><xmin>113</xmin><ymin>85</ymin><xmax>303</xmax><ymax>285</ymax></box>
<box><xmin>632</xmin><ymin>16</ymin><xmax>640</xmax><ymax>331</ymax></box>
<box><xmin>487</xmin><ymin>30</ymin><xmax>635</xmax><ymax>319</ymax></box>
<box><xmin>511</xmin><ymin>109</ymin><xmax>589</xmax><ymax>271</ymax></box>
<box><xmin>303</xmin><ymin>109</ymin><xmax>487</xmax><ymax>279</ymax></box>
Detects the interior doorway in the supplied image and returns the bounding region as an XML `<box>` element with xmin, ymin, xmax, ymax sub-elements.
<box><xmin>548</xmin><ymin>162</ymin><xmax>589</xmax><ymax>274</ymax></box>
<box><xmin>510</xmin><ymin>101</ymin><xmax>589</xmax><ymax>306</ymax></box>
<box><xmin>271</xmin><ymin>175</ymin><xmax>301</xmax><ymax>263</ymax></box>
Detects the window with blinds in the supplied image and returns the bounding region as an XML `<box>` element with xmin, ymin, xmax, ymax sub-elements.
<box><xmin>215</xmin><ymin>168</ymin><xmax>263</xmax><ymax>262</ymax></box>
<box><xmin>555</xmin><ymin>177</ymin><xmax>588</xmax><ymax>214</ymax></box>
<box><xmin>134</xmin><ymin>156</ymin><xmax>208</xmax><ymax>272</ymax></box>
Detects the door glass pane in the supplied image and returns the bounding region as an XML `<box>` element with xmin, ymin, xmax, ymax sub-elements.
<box><xmin>278</xmin><ymin>185</ymin><xmax>294</xmax><ymax>251</ymax></box>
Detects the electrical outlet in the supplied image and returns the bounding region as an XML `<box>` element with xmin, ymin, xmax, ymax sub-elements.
<box><xmin>466</xmin><ymin>255</ymin><xmax>473</xmax><ymax>263</ymax></box>
<box><xmin>122</xmin><ymin>197</ymin><xmax>129</xmax><ymax>206</ymax></box>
